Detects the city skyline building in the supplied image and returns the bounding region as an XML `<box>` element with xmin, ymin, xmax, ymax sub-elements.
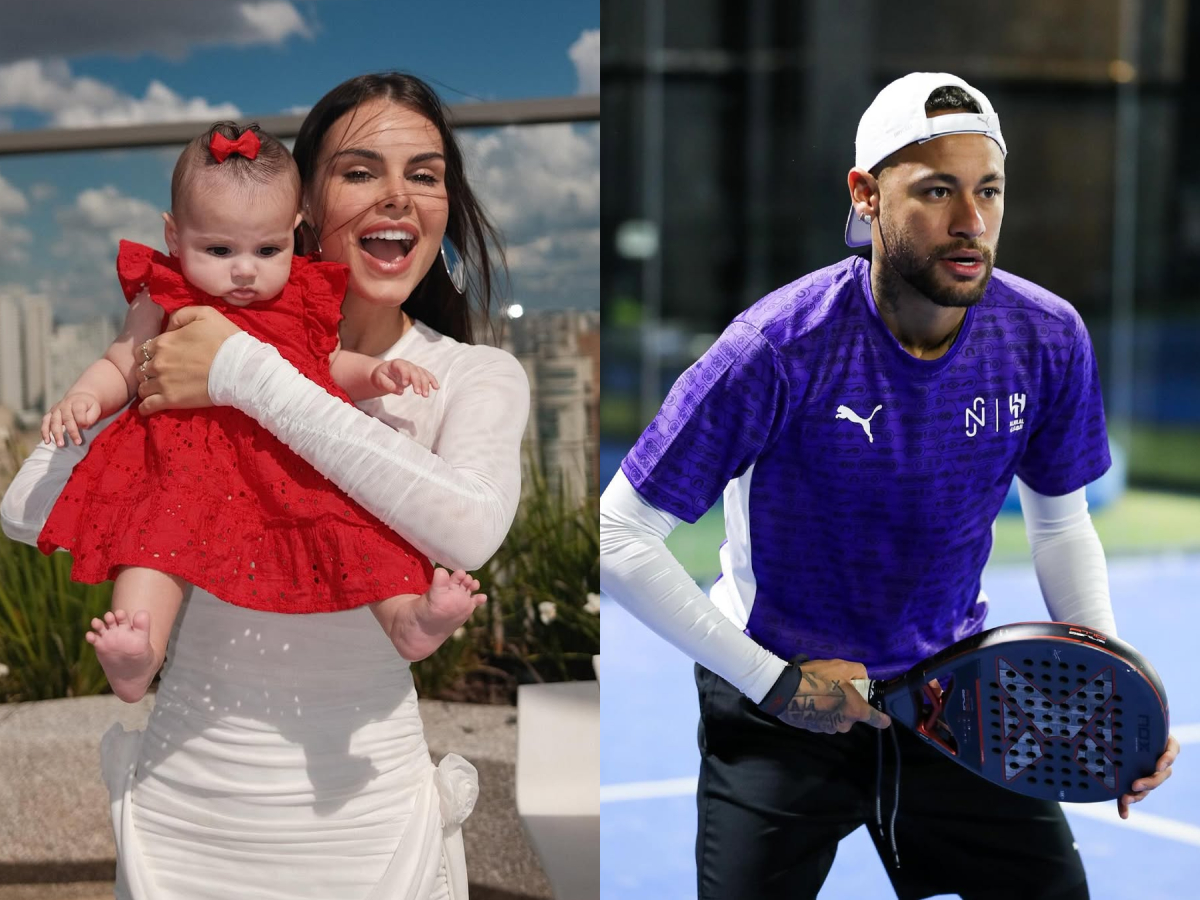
<box><xmin>22</xmin><ymin>296</ymin><xmax>52</xmax><ymax>412</ymax></box>
<box><xmin>41</xmin><ymin>319</ymin><xmax>118</xmax><ymax>414</ymax></box>
<box><xmin>505</xmin><ymin>309</ymin><xmax>601</xmax><ymax>501</ymax></box>
<box><xmin>0</xmin><ymin>295</ymin><xmax>117</xmax><ymax>425</ymax></box>
<box><xmin>0</xmin><ymin>299</ymin><xmax>20</xmax><ymax>413</ymax></box>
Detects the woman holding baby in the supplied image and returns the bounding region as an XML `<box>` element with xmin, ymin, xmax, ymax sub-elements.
<box><xmin>1</xmin><ymin>71</ymin><xmax>528</xmax><ymax>900</ymax></box>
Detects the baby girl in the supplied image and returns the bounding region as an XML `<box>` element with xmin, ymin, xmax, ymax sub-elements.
<box><xmin>39</xmin><ymin>123</ymin><xmax>483</xmax><ymax>701</ymax></box>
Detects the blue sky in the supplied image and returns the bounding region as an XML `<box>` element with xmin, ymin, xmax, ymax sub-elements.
<box><xmin>0</xmin><ymin>0</ymin><xmax>599</xmax><ymax>321</ymax></box>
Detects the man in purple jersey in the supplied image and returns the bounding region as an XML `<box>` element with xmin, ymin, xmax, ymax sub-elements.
<box><xmin>601</xmin><ymin>72</ymin><xmax>1179</xmax><ymax>900</ymax></box>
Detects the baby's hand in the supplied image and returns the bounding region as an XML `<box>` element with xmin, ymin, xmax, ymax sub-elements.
<box><xmin>42</xmin><ymin>392</ymin><xmax>103</xmax><ymax>447</ymax></box>
<box><xmin>370</xmin><ymin>359</ymin><xmax>440</xmax><ymax>398</ymax></box>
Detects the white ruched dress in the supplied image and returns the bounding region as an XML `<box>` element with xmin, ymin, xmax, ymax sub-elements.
<box><xmin>1</xmin><ymin>320</ymin><xmax>530</xmax><ymax>900</ymax></box>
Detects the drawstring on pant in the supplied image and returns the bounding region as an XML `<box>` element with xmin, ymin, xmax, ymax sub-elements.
<box><xmin>874</xmin><ymin>727</ymin><xmax>902</xmax><ymax>869</ymax></box>
<box><xmin>889</xmin><ymin>725</ymin><xmax>901</xmax><ymax>869</ymax></box>
<box><xmin>874</xmin><ymin>729</ymin><xmax>883</xmax><ymax>842</ymax></box>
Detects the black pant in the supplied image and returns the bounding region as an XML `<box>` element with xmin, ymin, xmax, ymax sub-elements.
<box><xmin>695</xmin><ymin>664</ymin><xmax>1089</xmax><ymax>900</ymax></box>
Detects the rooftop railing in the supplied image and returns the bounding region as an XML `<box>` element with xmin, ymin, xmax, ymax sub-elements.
<box><xmin>0</xmin><ymin>95</ymin><xmax>600</xmax><ymax>156</ymax></box>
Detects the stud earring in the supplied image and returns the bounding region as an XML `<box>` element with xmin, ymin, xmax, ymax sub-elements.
<box><xmin>441</xmin><ymin>235</ymin><xmax>466</xmax><ymax>294</ymax></box>
<box><xmin>860</xmin><ymin>213</ymin><xmax>873</xmax><ymax>224</ymax></box>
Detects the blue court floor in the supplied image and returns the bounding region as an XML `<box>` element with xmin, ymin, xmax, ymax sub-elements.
<box><xmin>601</xmin><ymin>553</ymin><xmax>1200</xmax><ymax>899</ymax></box>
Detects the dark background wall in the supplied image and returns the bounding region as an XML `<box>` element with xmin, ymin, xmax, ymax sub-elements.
<box><xmin>601</xmin><ymin>0</ymin><xmax>1200</xmax><ymax>488</ymax></box>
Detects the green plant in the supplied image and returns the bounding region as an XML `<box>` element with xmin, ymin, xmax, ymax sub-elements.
<box><xmin>409</xmin><ymin>628</ymin><xmax>479</xmax><ymax>697</ymax></box>
<box><xmin>412</xmin><ymin>452</ymin><xmax>600</xmax><ymax>700</ymax></box>
<box><xmin>487</xmin><ymin>457</ymin><xmax>599</xmax><ymax>679</ymax></box>
<box><xmin>0</xmin><ymin>531</ymin><xmax>112</xmax><ymax>702</ymax></box>
<box><xmin>0</xmin><ymin>436</ymin><xmax>112</xmax><ymax>701</ymax></box>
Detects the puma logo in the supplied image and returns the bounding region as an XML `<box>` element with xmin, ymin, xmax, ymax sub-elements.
<box><xmin>835</xmin><ymin>404</ymin><xmax>883</xmax><ymax>443</ymax></box>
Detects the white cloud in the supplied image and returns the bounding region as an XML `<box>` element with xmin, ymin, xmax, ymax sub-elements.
<box><xmin>569</xmin><ymin>29</ymin><xmax>600</xmax><ymax>95</ymax></box>
<box><xmin>0</xmin><ymin>59</ymin><xmax>242</xmax><ymax>128</ymax></box>
<box><xmin>59</xmin><ymin>185</ymin><xmax>161</xmax><ymax>233</ymax></box>
<box><xmin>54</xmin><ymin>185</ymin><xmax>163</xmax><ymax>262</ymax></box>
<box><xmin>458</xmin><ymin>27</ymin><xmax>601</xmax><ymax>309</ymax></box>
<box><xmin>22</xmin><ymin>185</ymin><xmax>162</xmax><ymax>321</ymax></box>
<box><xmin>0</xmin><ymin>222</ymin><xmax>33</xmax><ymax>264</ymax></box>
<box><xmin>505</xmin><ymin>228</ymin><xmax>600</xmax><ymax>297</ymax></box>
<box><xmin>60</xmin><ymin>80</ymin><xmax>242</xmax><ymax>129</ymax></box>
<box><xmin>15</xmin><ymin>265</ymin><xmax>124</xmax><ymax>323</ymax></box>
<box><xmin>0</xmin><ymin>1</ymin><xmax>313</xmax><ymax>64</ymax></box>
<box><xmin>29</xmin><ymin>182</ymin><xmax>57</xmax><ymax>202</ymax></box>
<box><xmin>461</xmin><ymin>122</ymin><xmax>599</xmax><ymax>309</ymax></box>
<box><xmin>464</xmin><ymin>124</ymin><xmax>599</xmax><ymax>236</ymax></box>
<box><xmin>0</xmin><ymin>60</ymin><xmax>113</xmax><ymax>113</ymax></box>
<box><xmin>238</xmin><ymin>1</ymin><xmax>313</xmax><ymax>45</ymax></box>
<box><xmin>0</xmin><ymin>172</ymin><xmax>29</xmax><ymax>216</ymax></box>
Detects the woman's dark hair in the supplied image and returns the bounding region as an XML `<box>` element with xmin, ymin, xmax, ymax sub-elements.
<box><xmin>171</xmin><ymin>122</ymin><xmax>300</xmax><ymax>214</ymax></box>
<box><xmin>292</xmin><ymin>72</ymin><xmax>506</xmax><ymax>345</ymax></box>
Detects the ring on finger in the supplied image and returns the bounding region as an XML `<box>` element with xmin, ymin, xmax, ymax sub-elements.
<box><xmin>141</xmin><ymin>341</ymin><xmax>153</xmax><ymax>363</ymax></box>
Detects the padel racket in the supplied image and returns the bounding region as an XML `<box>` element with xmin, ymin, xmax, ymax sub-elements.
<box><xmin>851</xmin><ymin>622</ymin><xmax>1168</xmax><ymax>803</ymax></box>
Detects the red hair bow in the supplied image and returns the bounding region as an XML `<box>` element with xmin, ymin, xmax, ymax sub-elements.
<box><xmin>210</xmin><ymin>129</ymin><xmax>261</xmax><ymax>163</ymax></box>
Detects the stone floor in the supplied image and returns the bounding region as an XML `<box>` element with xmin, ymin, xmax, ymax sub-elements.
<box><xmin>0</xmin><ymin>694</ymin><xmax>552</xmax><ymax>899</ymax></box>
<box><xmin>0</xmin><ymin>887</ymin><xmax>113</xmax><ymax>900</ymax></box>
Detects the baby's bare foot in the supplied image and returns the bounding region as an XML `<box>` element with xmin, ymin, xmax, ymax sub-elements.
<box><xmin>393</xmin><ymin>569</ymin><xmax>485</xmax><ymax>661</ymax></box>
<box><xmin>85</xmin><ymin>609</ymin><xmax>159</xmax><ymax>703</ymax></box>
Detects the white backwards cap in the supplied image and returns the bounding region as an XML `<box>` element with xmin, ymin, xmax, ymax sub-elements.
<box><xmin>845</xmin><ymin>72</ymin><xmax>1007</xmax><ymax>247</ymax></box>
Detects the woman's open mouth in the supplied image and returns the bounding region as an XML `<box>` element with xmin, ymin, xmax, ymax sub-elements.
<box><xmin>360</xmin><ymin>229</ymin><xmax>415</xmax><ymax>263</ymax></box>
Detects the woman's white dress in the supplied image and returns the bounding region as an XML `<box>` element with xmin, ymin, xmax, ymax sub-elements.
<box><xmin>1</xmin><ymin>320</ymin><xmax>530</xmax><ymax>899</ymax></box>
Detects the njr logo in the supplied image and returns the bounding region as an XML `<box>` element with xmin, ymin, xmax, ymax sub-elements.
<box><xmin>964</xmin><ymin>397</ymin><xmax>988</xmax><ymax>437</ymax></box>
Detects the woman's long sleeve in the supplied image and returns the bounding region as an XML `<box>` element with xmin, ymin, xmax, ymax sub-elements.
<box><xmin>209</xmin><ymin>332</ymin><xmax>529</xmax><ymax>571</ymax></box>
<box><xmin>2</xmin><ymin>409</ymin><xmax>125</xmax><ymax>546</ymax></box>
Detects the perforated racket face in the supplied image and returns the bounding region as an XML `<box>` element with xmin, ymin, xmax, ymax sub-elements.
<box><xmin>989</xmin><ymin>652</ymin><xmax>1126</xmax><ymax>799</ymax></box>
<box><xmin>882</xmin><ymin>624</ymin><xmax>1169</xmax><ymax>803</ymax></box>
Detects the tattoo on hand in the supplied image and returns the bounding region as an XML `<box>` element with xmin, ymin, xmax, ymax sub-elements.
<box><xmin>779</xmin><ymin>674</ymin><xmax>850</xmax><ymax>733</ymax></box>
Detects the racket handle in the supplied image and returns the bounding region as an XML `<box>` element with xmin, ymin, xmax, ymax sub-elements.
<box><xmin>851</xmin><ymin>677</ymin><xmax>871</xmax><ymax>701</ymax></box>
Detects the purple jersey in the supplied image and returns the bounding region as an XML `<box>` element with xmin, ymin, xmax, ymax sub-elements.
<box><xmin>622</xmin><ymin>256</ymin><xmax>1111</xmax><ymax>679</ymax></box>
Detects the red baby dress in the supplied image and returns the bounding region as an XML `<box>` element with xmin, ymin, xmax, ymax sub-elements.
<box><xmin>37</xmin><ymin>240</ymin><xmax>434</xmax><ymax>613</ymax></box>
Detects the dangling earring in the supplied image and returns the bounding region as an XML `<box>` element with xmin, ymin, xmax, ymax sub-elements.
<box><xmin>441</xmin><ymin>235</ymin><xmax>466</xmax><ymax>294</ymax></box>
<box><xmin>296</xmin><ymin>220</ymin><xmax>322</xmax><ymax>257</ymax></box>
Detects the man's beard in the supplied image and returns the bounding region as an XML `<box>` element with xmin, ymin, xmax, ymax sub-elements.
<box><xmin>878</xmin><ymin>220</ymin><xmax>996</xmax><ymax>309</ymax></box>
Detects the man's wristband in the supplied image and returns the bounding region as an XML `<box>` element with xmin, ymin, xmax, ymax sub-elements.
<box><xmin>756</xmin><ymin>663</ymin><xmax>802</xmax><ymax>716</ymax></box>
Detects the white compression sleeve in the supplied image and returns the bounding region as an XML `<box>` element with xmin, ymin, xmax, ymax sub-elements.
<box><xmin>208</xmin><ymin>332</ymin><xmax>528</xmax><ymax>571</ymax></box>
<box><xmin>599</xmin><ymin>469</ymin><xmax>786</xmax><ymax>703</ymax></box>
<box><xmin>1017</xmin><ymin>479</ymin><xmax>1117</xmax><ymax>636</ymax></box>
